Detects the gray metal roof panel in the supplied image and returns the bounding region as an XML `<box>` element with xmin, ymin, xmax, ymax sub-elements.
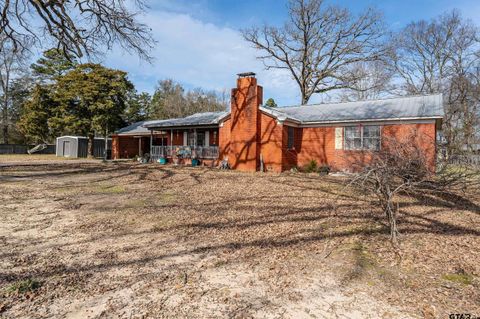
<box><xmin>115</xmin><ymin>121</ymin><xmax>156</xmax><ymax>135</ymax></box>
<box><xmin>266</xmin><ymin>94</ymin><xmax>444</xmax><ymax>123</ymax></box>
<box><xmin>143</xmin><ymin>111</ymin><xmax>229</xmax><ymax>128</ymax></box>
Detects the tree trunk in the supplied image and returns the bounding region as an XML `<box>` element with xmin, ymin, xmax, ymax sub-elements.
<box><xmin>1</xmin><ymin>122</ymin><xmax>8</xmax><ymax>144</ymax></box>
<box><xmin>2</xmin><ymin>94</ymin><xmax>8</xmax><ymax>144</ymax></box>
<box><xmin>87</xmin><ymin>133</ymin><xmax>95</xmax><ymax>158</ymax></box>
<box><xmin>386</xmin><ymin>199</ymin><xmax>399</xmax><ymax>244</ymax></box>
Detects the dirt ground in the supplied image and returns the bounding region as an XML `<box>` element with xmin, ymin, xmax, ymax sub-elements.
<box><xmin>0</xmin><ymin>161</ymin><xmax>478</xmax><ymax>318</ymax></box>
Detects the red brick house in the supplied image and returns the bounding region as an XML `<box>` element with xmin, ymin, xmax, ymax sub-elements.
<box><xmin>112</xmin><ymin>73</ymin><xmax>443</xmax><ymax>172</ymax></box>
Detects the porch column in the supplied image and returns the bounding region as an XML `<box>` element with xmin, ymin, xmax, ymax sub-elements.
<box><xmin>170</xmin><ymin>129</ymin><xmax>173</xmax><ymax>155</ymax></box>
<box><xmin>150</xmin><ymin>130</ymin><xmax>153</xmax><ymax>158</ymax></box>
<box><xmin>194</xmin><ymin>128</ymin><xmax>197</xmax><ymax>147</ymax></box>
<box><xmin>138</xmin><ymin>137</ymin><xmax>142</xmax><ymax>156</ymax></box>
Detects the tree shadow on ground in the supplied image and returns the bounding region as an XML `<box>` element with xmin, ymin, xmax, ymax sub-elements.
<box><xmin>1</xmin><ymin>165</ymin><xmax>479</xmax><ymax>287</ymax></box>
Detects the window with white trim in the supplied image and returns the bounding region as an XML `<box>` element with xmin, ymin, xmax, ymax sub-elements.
<box><xmin>344</xmin><ymin>125</ymin><xmax>381</xmax><ymax>151</ymax></box>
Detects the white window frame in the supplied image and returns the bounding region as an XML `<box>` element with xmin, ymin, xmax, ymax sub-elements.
<box><xmin>344</xmin><ymin>125</ymin><xmax>381</xmax><ymax>151</ymax></box>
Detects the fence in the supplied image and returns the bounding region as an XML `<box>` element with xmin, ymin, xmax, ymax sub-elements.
<box><xmin>0</xmin><ymin>144</ymin><xmax>56</xmax><ymax>155</ymax></box>
<box><xmin>447</xmin><ymin>154</ymin><xmax>480</xmax><ymax>167</ymax></box>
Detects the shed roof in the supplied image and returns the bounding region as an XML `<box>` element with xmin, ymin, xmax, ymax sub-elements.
<box><xmin>143</xmin><ymin>111</ymin><xmax>228</xmax><ymax>129</ymax></box>
<box><xmin>261</xmin><ymin>94</ymin><xmax>444</xmax><ymax>124</ymax></box>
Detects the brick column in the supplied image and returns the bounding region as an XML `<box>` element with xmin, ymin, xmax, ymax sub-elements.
<box><xmin>228</xmin><ymin>74</ymin><xmax>263</xmax><ymax>171</ymax></box>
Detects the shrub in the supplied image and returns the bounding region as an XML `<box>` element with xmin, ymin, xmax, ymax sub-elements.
<box><xmin>303</xmin><ymin>160</ymin><xmax>318</xmax><ymax>173</ymax></box>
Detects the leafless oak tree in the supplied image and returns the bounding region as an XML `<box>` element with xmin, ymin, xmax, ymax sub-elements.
<box><xmin>339</xmin><ymin>61</ymin><xmax>395</xmax><ymax>102</ymax></box>
<box><xmin>0</xmin><ymin>0</ymin><xmax>154</xmax><ymax>60</ymax></box>
<box><xmin>389</xmin><ymin>10</ymin><xmax>480</xmax><ymax>155</ymax></box>
<box><xmin>242</xmin><ymin>0</ymin><xmax>386</xmax><ymax>104</ymax></box>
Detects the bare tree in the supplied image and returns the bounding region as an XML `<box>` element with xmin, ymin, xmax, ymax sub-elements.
<box><xmin>0</xmin><ymin>0</ymin><xmax>154</xmax><ymax>60</ymax></box>
<box><xmin>0</xmin><ymin>36</ymin><xmax>30</xmax><ymax>144</ymax></box>
<box><xmin>339</xmin><ymin>61</ymin><xmax>395</xmax><ymax>102</ymax></box>
<box><xmin>389</xmin><ymin>10</ymin><xmax>480</xmax><ymax>155</ymax></box>
<box><xmin>348</xmin><ymin>134</ymin><xmax>479</xmax><ymax>245</ymax></box>
<box><xmin>242</xmin><ymin>0</ymin><xmax>386</xmax><ymax>104</ymax></box>
<box><xmin>149</xmin><ymin>79</ymin><xmax>227</xmax><ymax>120</ymax></box>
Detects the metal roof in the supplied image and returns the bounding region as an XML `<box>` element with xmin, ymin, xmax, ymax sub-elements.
<box><xmin>115</xmin><ymin>120</ymin><xmax>157</xmax><ymax>135</ymax></box>
<box><xmin>143</xmin><ymin>111</ymin><xmax>228</xmax><ymax>129</ymax></box>
<box><xmin>116</xmin><ymin>94</ymin><xmax>443</xmax><ymax>134</ymax></box>
<box><xmin>263</xmin><ymin>94</ymin><xmax>444</xmax><ymax>124</ymax></box>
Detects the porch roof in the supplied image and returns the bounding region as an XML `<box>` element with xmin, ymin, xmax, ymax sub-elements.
<box><xmin>143</xmin><ymin>111</ymin><xmax>228</xmax><ymax>129</ymax></box>
<box><xmin>115</xmin><ymin>120</ymin><xmax>158</xmax><ymax>135</ymax></box>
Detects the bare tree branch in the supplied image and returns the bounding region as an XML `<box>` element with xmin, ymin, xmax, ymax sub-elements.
<box><xmin>0</xmin><ymin>0</ymin><xmax>155</xmax><ymax>61</ymax></box>
<box><xmin>242</xmin><ymin>0</ymin><xmax>387</xmax><ymax>104</ymax></box>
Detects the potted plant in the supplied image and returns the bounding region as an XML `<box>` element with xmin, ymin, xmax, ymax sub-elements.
<box><xmin>158</xmin><ymin>156</ymin><xmax>167</xmax><ymax>165</ymax></box>
<box><xmin>191</xmin><ymin>149</ymin><xmax>200</xmax><ymax>167</ymax></box>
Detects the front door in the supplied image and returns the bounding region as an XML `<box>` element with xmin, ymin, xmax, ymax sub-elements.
<box><xmin>63</xmin><ymin>141</ymin><xmax>71</xmax><ymax>157</ymax></box>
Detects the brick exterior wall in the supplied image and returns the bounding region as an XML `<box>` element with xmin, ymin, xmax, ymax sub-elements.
<box><xmin>259</xmin><ymin>112</ymin><xmax>283</xmax><ymax>172</ymax></box>
<box><xmin>219</xmin><ymin>118</ymin><xmax>231</xmax><ymax>160</ymax></box>
<box><xmin>219</xmin><ymin>76</ymin><xmax>438</xmax><ymax>173</ymax></box>
<box><xmin>282</xmin><ymin>122</ymin><xmax>437</xmax><ymax>172</ymax></box>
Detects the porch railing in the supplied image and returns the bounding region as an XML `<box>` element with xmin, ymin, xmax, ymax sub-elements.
<box><xmin>150</xmin><ymin>145</ymin><xmax>219</xmax><ymax>162</ymax></box>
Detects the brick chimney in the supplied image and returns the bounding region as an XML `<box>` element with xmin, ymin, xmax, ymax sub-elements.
<box><xmin>228</xmin><ymin>72</ymin><xmax>263</xmax><ymax>171</ymax></box>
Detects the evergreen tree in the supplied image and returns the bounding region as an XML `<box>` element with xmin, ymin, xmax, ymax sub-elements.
<box><xmin>123</xmin><ymin>91</ymin><xmax>151</xmax><ymax>124</ymax></box>
<box><xmin>18</xmin><ymin>84</ymin><xmax>57</xmax><ymax>143</ymax></box>
<box><xmin>31</xmin><ymin>48</ymin><xmax>78</xmax><ymax>82</ymax></box>
<box><xmin>53</xmin><ymin>63</ymin><xmax>133</xmax><ymax>157</ymax></box>
<box><xmin>265</xmin><ymin>98</ymin><xmax>278</xmax><ymax>108</ymax></box>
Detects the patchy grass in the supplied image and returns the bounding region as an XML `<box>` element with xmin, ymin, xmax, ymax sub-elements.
<box><xmin>0</xmin><ymin>162</ymin><xmax>478</xmax><ymax>318</ymax></box>
<box><xmin>0</xmin><ymin>154</ymin><xmax>70</xmax><ymax>162</ymax></box>
<box><xmin>94</xmin><ymin>184</ymin><xmax>125</xmax><ymax>194</ymax></box>
<box><xmin>442</xmin><ymin>272</ymin><xmax>475</xmax><ymax>285</ymax></box>
<box><xmin>4</xmin><ymin>279</ymin><xmax>41</xmax><ymax>295</ymax></box>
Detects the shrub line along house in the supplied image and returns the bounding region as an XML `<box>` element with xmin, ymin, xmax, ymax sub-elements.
<box><xmin>112</xmin><ymin>73</ymin><xmax>444</xmax><ymax>172</ymax></box>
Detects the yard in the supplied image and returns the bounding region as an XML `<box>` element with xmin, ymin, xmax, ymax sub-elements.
<box><xmin>0</xmin><ymin>160</ymin><xmax>478</xmax><ymax>318</ymax></box>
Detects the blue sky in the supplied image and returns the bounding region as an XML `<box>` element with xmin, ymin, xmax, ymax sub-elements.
<box><xmin>102</xmin><ymin>0</ymin><xmax>480</xmax><ymax>106</ymax></box>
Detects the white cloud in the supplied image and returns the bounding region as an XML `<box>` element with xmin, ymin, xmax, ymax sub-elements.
<box><xmin>102</xmin><ymin>9</ymin><xmax>300</xmax><ymax>106</ymax></box>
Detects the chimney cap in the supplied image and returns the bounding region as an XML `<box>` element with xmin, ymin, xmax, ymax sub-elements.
<box><xmin>237</xmin><ymin>72</ymin><xmax>256</xmax><ymax>78</ymax></box>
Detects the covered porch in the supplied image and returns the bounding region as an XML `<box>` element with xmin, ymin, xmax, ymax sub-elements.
<box><xmin>141</xmin><ymin>111</ymin><xmax>227</xmax><ymax>164</ymax></box>
<box><xmin>147</xmin><ymin>127</ymin><xmax>220</xmax><ymax>163</ymax></box>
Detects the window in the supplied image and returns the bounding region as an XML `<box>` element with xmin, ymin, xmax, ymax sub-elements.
<box><xmin>187</xmin><ymin>131</ymin><xmax>205</xmax><ymax>146</ymax></box>
<box><xmin>344</xmin><ymin>125</ymin><xmax>381</xmax><ymax>151</ymax></box>
<box><xmin>197</xmin><ymin>132</ymin><xmax>205</xmax><ymax>146</ymax></box>
<box><xmin>287</xmin><ymin>126</ymin><xmax>295</xmax><ymax>149</ymax></box>
<box><xmin>362</xmin><ymin>126</ymin><xmax>381</xmax><ymax>150</ymax></box>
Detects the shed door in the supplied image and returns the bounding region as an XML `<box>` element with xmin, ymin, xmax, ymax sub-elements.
<box><xmin>63</xmin><ymin>141</ymin><xmax>71</xmax><ymax>157</ymax></box>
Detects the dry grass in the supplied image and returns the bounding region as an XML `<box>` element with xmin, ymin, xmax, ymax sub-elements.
<box><xmin>0</xmin><ymin>154</ymin><xmax>68</xmax><ymax>162</ymax></box>
<box><xmin>0</xmin><ymin>162</ymin><xmax>478</xmax><ymax>318</ymax></box>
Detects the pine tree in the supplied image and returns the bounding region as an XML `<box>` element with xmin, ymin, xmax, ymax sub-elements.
<box><xmin>18</xmin><ymin>84</ymin><xmax>56</xmax><ymax>143</ymax></box>
<box><xmin>123</xmin><ymin>91</ymin><xmax>151</xmax><ymax>124</ymax></box>
<box><xmin>31</xmin><ymin>48</ymin><xmax>78</xmax><ymax>82</ymax></box>
<box><xmin>265</xmin><ymin>98</ymin><xmax>278</xmax><ymax>108</ymax></box>
<box><xmin>53</xmin><ymin>63</ymin><xmax>133</xmax><ymax>157</ymax></box>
